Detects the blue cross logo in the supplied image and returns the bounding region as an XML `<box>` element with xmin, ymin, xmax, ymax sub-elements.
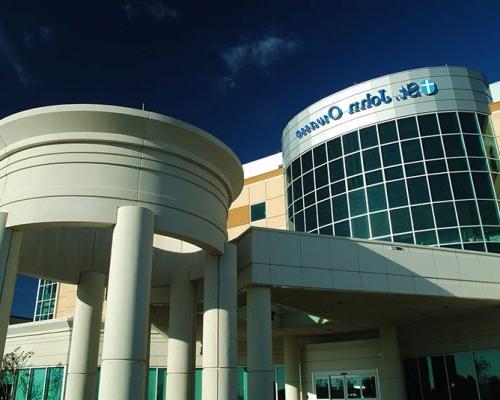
<box><xmin>421</xmin><ymin>79</ymin><xmax>437</xmax><ymax>95</ymax></box>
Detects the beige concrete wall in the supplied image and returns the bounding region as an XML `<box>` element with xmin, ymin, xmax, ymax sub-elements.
<box><xmin>55</xmin><ymin>283</ymin><xmax>76</xmax><ymax>318</ymax></box>
<box><xmin>491</xmin><ymin>102</ymin><xmax>500</xmax><ymax>143</ymax></box>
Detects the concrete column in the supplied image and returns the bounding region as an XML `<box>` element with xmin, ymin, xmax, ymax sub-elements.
<box><xmin>379</xmin><ymin>325</ymin><xmax>405</xmax><ymax>400</ymax></box>
<box><xmin>283</xmin><ymin>336</ymin><xmax>300</xmax><ymax>400</ymax></box>
<box><xmin>65</xmin><ymin>272</ymin><xmax>105</xmax><ymax>400</ymax></box>
<box><xmin>166</xmin><ymin>267</ymin><xmax>195</xmax><ymax>400</ymax></box>
<box><xmin>202</xmin><ymin>243</ymin><xmax>237</xmax><ymax>400</ymax></box>
<box><xmin>98</xmin><ymin>206</ymin><xmax>155</xmax><ymax>400</ymax></box>
<box><xmin>0</xmin><ymin>212</ymin><xmax>22</xmax><ymax>358</ymax></box>
<box><xmin>247</xmin><ymin>286</ymin><xmax>274</xmax><ymax>400</ymax></box>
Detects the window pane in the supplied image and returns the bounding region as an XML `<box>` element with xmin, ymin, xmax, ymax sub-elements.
<box><xmin>329</xmin><ymin>377</ymin><xmax>344</xmax><ymax>399</ymax></box>
<box><xmin>349</xmin><ymin>189</ymin><xmax>367</xmax><ymax>217</ymax></box>
<box><xmin>482</xmin><ymin>136</ymin><xmax>499</xmax><ymax>159</ymax></box>
<box><xmin>334</xmin><ymin>220</ymin><xmax>350</xmax><ymax>237</ymax></box>
<box><xmin>407</xmin><ymin>177</ymin><xmax>430</xmax><ymax>204</ymax></box>
<box><xmin>384</xmin><ymin>165</ymin><xmax>404</xmax><ymax>181</ymax></box>
<box><xmin>295</xmin><ymin>211</ymin><xmax>304</xmax><ymax>232</ymax></box>
<box><xmin>405</xmin><ymin>162</ymin><xmax>425</xmax><ymax>177</ymax></box>
<box><xmin>352</xmin><ymin>216</ymin><xmax>369</xmax><ymax>238</ymax></box>
<box><xmin>412</xmin><ymin>205</ymin><xmax>435</xmax><ymax>230</ymax></box>
<box><xmin>45</xmin><ymin>368</ymin><xmax>64</xmax><ymax>400</ymax></box>
<box><xmin>331</xmin><ymin>181</ymin><xmax>346</xmax><ymax>196</ymax></box>
<box><xmin>370</xmin><ymin>211</ymin><xmax>390</xmax><ymax>237</ymax></box>
<box><xmin>348</xmin><ymin>175</ymin><xmax>364</xmax><ymax>190</ymax></box>
<box><xmin>469</xmin><ymin>157</ymin><xmax>489</xmax><ymax>171</ymax></box>
<box><xmin>461</xmin><ymin>226</ymin><xmax>484</xmax><ymax>243</ymax></box>
<box><xmin>427</xmin><ymin>159</ymin><xmax>448</xmax><ymax>175</ymax></box>
<box><xmin>422</xmin><ymin>137</ymin><xmax>444</xmax><ymax>159</ymax></box>
<box><xmin>484</xmin><ymin>226</ymin><xmax>500</xmax><ymax>242</ymax></box>
<box><xmin>29</xmin><ymin>368</ymin><xmax>46</xmax><ymax>400</ymax></box>
<box><xmin>250</xmin><ymin>202</ymin><xmax>266</xmax><ymax>222</ymax></box>
<box><xmin>394</xmin><ymin>233</ymin><xmax>414</xmax><ymax>243</ymax></box>
<box><xmin>429</xmin><ymin>174</ymin><xmax>452</xmax><ymax>201</ymax></box>
<box><xmin>443</xmin><ymin>134</ymin><xmax>466</xmax><ymax>157</ymax></box>
<box><xmin>363</xmin><ymin>148</ymin><xmax>381</xmax><ymax>171</ymax></box>
<box><xmin>329</xmin><ymin>159</ymin><xmax>345</xmax><ymax>182</ymax></box>
<box><xmin>439</xmin><ymin>112</ymin><xmax>460</xmax><ymax>133</ymax></box>
<box><xmin>415</xmin><ymin>230</ymin><xmax>437</xmax><ymax>245</ymax></box>
<box><xmin>361</xmin><ymin>376</ymin><xmax>377</xmax><ymax>398</ymax></box>
<box><xmin>286</xmin><ymin>167</ymin><xmax>292</xmax><ymax>185</ymax></box>
<box><xmin>446</xmin><ymin>353</ymin><xmax>479</xmax><ymax>400</ymax></box>
<box><xmin>378</xmin><ymin>121</ymin><xmax>398</xmax><ymax>143</ymax></box>
<box><xmin>360</xmin><ymin>125</ymin><xmax>378</xmax><ymax>148</ymax></box>
<box><xmin>293</xmin><ymin>178</ymin><xmax>302</xmax><ymax>199</ymax></box>
<box><xmin>433</xmin><ymin>202</ymin><xmax>458</xmax><ymax>227</ymax></box>
<box><xmin>398</xmin><ymin>116</ymin><xmax>419</xmax><ymax>139</ymax></box>
<box><xmin>448</xmin><ymin>158</ymin><xmax>469</xmax><ymax>171</ymax></box>
<box><xmin>450</xmin><ymin>173</ymin><xmax>474</xmax><ymax>199</ymax></box>
<box><xmin>313</xmin><ymin>144</ymin><xmax>327</xmax><ymax>166</ymax></box>
<box><xmin>390</xmin><ymin>208</ymin><xmax>412</xmax><ymax>233</ymax></box>
<box><xmin>382</xmin><ymin>143</ymin><xmax>401</xmax><ymax>167</ymax></box>
<box><xmin>367</xmin><ymin>184</ymin><xmax>387</xmax><ymax>212</ymax></box>
<box><xmin>332</xmin><ymin>195</ymin><xmax>348</xmax><ymax>221</ymax></box>
<box><xmin>439</xmin><ymin>228</ymin><xmax>461</xmax><ymax>244</ymax></box>
<box><xmin>315</xmin><ymin>165</ymin><xmax>328</xmax><ymax>188</ymax></box>
<box><xmin>419</xmin><ymin>356</ymin><xmax>449</xmax><ymax>400</ymax></box>
<box><xmin>302</xmin><ymin>151</ymin><xmax>313</xmax><ymax>172</ymax></box>
<box><xmin>318</xmin><ymin>200</ymin><xmax>332</xmax><ymax>227</ymax></box>
<box><xmin>305</xmin><ymin>206</ymin><xmax>318</xmax><ymax>231</ymax></box>
<box><xmin>319</xmin><ymin>225</ymin><xmax>333</xmax><ymax>235</ymax></box>
<box><xmin>472</xmin><ymin>172</ymin><xmax>494</xmax><ymax>199</ymax></box>
<box><xmin>304</xmin><ymin>192</ymin><xmax>315</xmax><ymax>208</ymax></box>
<box><xmin>327</xmin><ymin>138</ymin><xmax>342</xmax><ymax>160</ymax></box>
<box><xmin>418</xmin><ymin>113</ymin><xmax>440</xmax><ymax>136</ymax></box>
<box><xmin>315</xmin><ymin>378</ymin><xmax>329</xmax><ymax>399</ymax></box>
<box><xmin>303</xmin><ymin>171</ymin><xmax>314</xmax><ymax>194</ymax></box>
<box><xmin>14</xmin><ymin>370</ymin><xmax>30</xmax><ymax>400</ymax></box>
<box><xmin>459</xmin><ymin>112</ymin><xmax>479</xmax><ymax>133</ymax></box>
<box><xmin>366</xmin><ymin>170</ymin><xmax>383</xmax><ymax>185</ymax></box>
<box><xmin>317</xmin><ymin>186</ymin><xmax>330</xmax><ymax>202</ymax></box>
<box><xmin>464</xmin><ymin>135</ymin><xmax>485</xmax><ymax>157</ymax></box>
<box><xmin>148</xmin><ymin>369</ymin><xmax>157</xmax><ymax>400</ymax></box>
<box><xmin>455</xmin><ymin>200</ymin><xmax>480</xmax><ymax>225</ymax></box>
<box><xmin>387</xmin><ymin>180</ymin><xmax>408</xmax><ymax>208</ymax></box>
<box><xmin>291</xmin><ymin>158</ymin><xmax>301</xmax><ymax>180</ymax></box>
<box><xmin>474</xmin><ymin>349</ymin><xmax>500</xmax><ymax>400</ymax></box>
<box><xmin>478</xmin><ymin>200</ymin><xmax>500</xmax><ymax>225</ymax></box>
<box><xmin>403</xmin><ymin>359</ymin><xmax>423</xmax><ymax>400</ymax></box>
<box><xmin>401</xmin><ymin>139</ymin><xmax>423</xmax><ymax>162</ymax></box>
<box><xmin>477</xmin><ymin>113</ymin><xmax>495</xmax><ymax>136</ymax></box>
<box><xmin>343</xmin><ymin>131</ymin><xmax>359</xmax><ymax>154</ymax></box>
<box><xmin>345</xmin><ymin>153</ymin><xmax>362</xmax><ymax>176</ymax></box>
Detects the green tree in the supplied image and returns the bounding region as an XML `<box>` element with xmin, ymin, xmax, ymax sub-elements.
<box><xmin>0</xmin><ymin>347</ymin><xmax>33</xmax><ymax>400</ymax></box>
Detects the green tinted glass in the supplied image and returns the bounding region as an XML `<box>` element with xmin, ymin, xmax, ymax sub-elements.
<box><xmin>370</xmin><ymin>211</ymin><xmax>390</xmax><ymax>237</ymax></box>
<box><xmin>455</xmin><ymin>201</ymin><xmax>480</xmax><ymax>225</ymax></box>
<box><xmin>415</xmin><ymin>230</ymin><xmax>437</xmax><ymax>245</ymax></box>
<box><xmin>418</xmin><ymin>114</ymin><xmax>440</xmax><ymax>136</ymax></box>
<box><xmin>360</xmin><ymin>125</ymin><xmax>378</xmax><ymax>148</ymax></box>
<box><xmin>45</xmin><ymin>368</ymin><xmax>63</xmax><ymax>400</ymax></box>
<box><xmin>450</xmin><ymin>173</ymin><xmax>474</xmax><ymax>199</ymax></box>
<box><xmin>438</xmin><ymin>228</ymin><xmax>461</xmax><ymax>244</ymax></box>
<box><xmin>398</xmin><ymin>116</ymin><xmax>419</xmax><ymax>139</ymax></box>
<box><xmin>313</xmin><ymin>144</ymin><xmax>327</xmax><ymax>166</ymax></box>
<box><xmin>148</xmin><ymin>369</ymin><xmax>157</xmax><ymax>400</ymax></box>
<box><xmin>411</xmin><ymin>205</ymin><xmax>434</xmax><ymax>230</ymax></box>
<box><xmin>317</xmin><ymin>200</ymin><xmax>332</xmax><ymax>227</ymax></box>
<box><xmin>390</xmin><ymin>208</ymin><xmax>412</xmax><ymax>234</ymax></box>
<box><xmin>461</xmin><ymin>227</ymin><xmax>483</xmax><ymax>242</ymax></box>
<box><xmin>334</xmin><ymin>220</ymin><xmax>350</xmax><ymax>237</ymax></box>
<box><xmin>422</xmin><ymin>137</ymin><xmax>444</xmax><ymax>159</ymax></box>
<box><xmin>327</xmin><ymin>138</ymin><xmax>342</xmax><ymax>160</ymax></box>
<box><xmin>378</xmin><ymin>121</ymin><xmax>398</xmax><ymax>143</ymax></box>
<box><xmin>343</xmin><ymin>131</ymin><xmax>359</xmax><ymax>154</ymax></box>
<box><xmin>458</xmin><ymin>112</ymin><xmax>479</xmax><ymax>133</ymax></box>
<box><xmin>478</xmin><ymin>200</ymin><xmax>500</xmax><ymax>225</ymax></box>
<box><xmin>381</xmin><ymin>143</ymin><xmax>401</xmax><ymax>166</ymax></box>
<box><xmin>14</xmin><ymin>370</ymin><xmax>30</xmax><ymax>400</ymax></box>
<box><xmin>464</xmin><ymin>135</ymin><xmax>484</xmax><ymax>157</ymax></box>
<box><xmin>250</xmin><ymin>202</ymin><xmax>266</xmax><ymax>221</ymax></box>
<box><xmin>428</xmin><ymin>174</ymin><xmax>452</xmax><ymax>201</ymax></box>
<box><xmin>401</xmin><ymin>139</ymin><xmax>423</xmax><ymax>162</ymax></box>
<box><xmin>363</xmin><ymin>148</ymin><xmax>381</xmax><ymax>171</ymax></box>
<box><xmin>29</xmin><ymin>368</ymin><xmax>46</xmax><ymax>400</ymax></box>
<box><xmin>443</xmin><ymin>135</ymin><xmax>465</xmax><ymax>157</ymax></box>
<box><xmin>367</xmin><ymin>184</ymin><xmax>387</xmax><ymax>212</ymax></box>
<box><xmin>349</xmin><ymin>189</ymin><xmax>367</xmax><ymax>217</ymax></box>
<box><xmin>345</xmin><ymin>153</ymin><xmax>362</xmax><ymax>176</ymax></box>
<box><xmin>407</xmin><ymin>177</ymin><xmax>430</xmax><ymax>204</ymax></box>
<box><xmin>433</xmin><ymin>203</ymin><xmax>457</xmax><ymax>227</ymax></box>
<box><xmin>438</xmin><ymin>112</ymin><xmax>460</xmax><ymax>133</ymax></box>
<box><xmin>351</xmin><ymin>215</ymin><xmax>369</xmax><ymax>238</ymax></box>
<box><xmin>387</xmin><ymin>180</ymin><xmax>408</xmax><ymax>208</ymax></box>
<box><xmin>332</xmin><ymin>195</ymin><xmax>348</xmax><ymax>221</ymax></box>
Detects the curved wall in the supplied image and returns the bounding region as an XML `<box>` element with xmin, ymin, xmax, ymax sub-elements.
<box><xmin>282</xmin><ymin>67</ymin><xmax>500</xmax><ymax>252</ymax></box>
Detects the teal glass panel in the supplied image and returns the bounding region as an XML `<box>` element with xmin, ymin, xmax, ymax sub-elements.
<box><xmin>331</xmin><ymin>181</ymin><xmax>346</xmax><ymax>196</ymax></box>
<box><xmin>148</xmin><ymin>369</ymin><xmax>157</xmax><ymax>400</ymax></box>
<box><xmin>443</xmin><ymin>134</ymin><xmax>466</xmax><ymax>157</ymax></box>
<box><xmin>415</xmin><ymin>230</ymin><xmax>437</xmax><ymax>245</ymax></box>
<box><xmin>345</xmin><ymin>153</ymin><xmax>362</xmax><ymax>176</ymax></box>
<box><xmin>477</xmin><ymin>113</ymin><xmax>495</xmax><ymax>136</ymax></box>
<box><xmin>398</xmin><ymin>116</ymin><xmax>419</xmax><ymax>139</ymax></box>
<box><xmin>334</xmin><ymin>220</ymin><xmax>350</xmax><ymax>237</ymax></box>
<box><xmin>484</xmin><ymin>227</ymin><xmax>500</xmax><ymax>242</ymax></box>
<box><xmin>464</xmin><ymin>242</ymin><xmax>486</xmax><ymax>252</ymax></box>
<box><xmin>317</xmin><ymin>186</ymin><xmax>329</xmax><ymax>202</ymax></box>
<box><xmin>157</xmin><ymin>368</ymin><xmax>166</xmax><ymax>400</ymax></box>
<box><xmin>407</xmin><ymin>177</ymin><xmax>430</xmax><ymax>204</ymax></box>
<box><xmin>302</xmin><ymin>151</ymin><xmax>313</xmax><ymax>172</ymax></box>
<box><xmin>402</xmin><ymin>139</ymin><xmax>423</xmax><ymax>162</ymax></box>
<box><xmin>390</xmin><ymin>208</ymin><xmax>412</xmax><ymax>234</ymax></box>
<box><xmin>448</xmin><ymin>158</ymin><xmax>469</xmax><ymax>171</ymax></box>
<box><xmin>315</xmin><ymin>165</ymin><xmax>328</xmax><ymax>188</ymax></box>
<box><xmin>365</xmin><ymin>170</ymin><xmax>383</xmax><ymax>185</ymax></box>
<box><xmin>313</xmin><ymin>144</ymin><xmax>327</xmax><ymax>166</ymax></box>
<box><xmin>381</xmin><ymin>143</ymin><xmax>401</xmax><ymax>166</ymax></box>
<box><xmin>456</xmin><ymin>201</ymin><xmax>480</xmax><ymax>225</ymax></box>
<box><xmin>194</xmin><ymin>369</ymin><xmax>202</xmax><ymax>400</ymax></box>
<box><xmin>367</xmin><ymin>184</ymin><xmax>387</xmax><ymax>212</ymax></box>
<box><xmin>473</xmin><ymin>349</ymin><xmax>500</xmax><ymax>400</ymax></box>
<box><xmin>275</xmin><ymin>366</ymin><xmax>285</xmax><ymax>400</ymax></box>
<box><xmin>428</xmin><ymin>174</ymin><xmax>452</xmax><ymax>201</ymax></box>
<box><xmin>411</xmin><ymin>205</ymin><xmax>434</xmax><ymax>230</ymax></box>
<box><xmin>438</xmin><ymin>112</ymin><xmax>460</xmax><ymax>133</ymax></box>
<box><xmin>291</xmin><ymin>158</ymin><xmax>301</xmax><ymax>181</ymax></box>
<box><xmin>464</xmin><ymin>135</ymin><xmax>485</xmax><ymax>157</ymax></box>
<box><xmin>294</xmin><ymin>211</ymin><xmax>304</xmax><ymax>232</ymax></box>
<box><xmin>473</xmin><ymin>173</ymin><xmax>495</xmax><ymax>199</ymax></box>
<box><xmin>332</xmin><ymin>195</ymin><xmax>348</xmax><ymax>221</ymax></box>
<box><xmin>360</xmin><ymin>125</ymin><xmax>378</xmax><ymax>148</ymax></box>
<box><xmin>362</xmin><ymin>148</ymin><xmax>381</xmax><ymax>171</ymax></box>
<box><xmin>393</xmin><ymin>233</ymin><xmax>414</xmax><ymax>243</ymax></box>
<box><xmin>329</xmin><ymin>159</ymin><xmax>344</xmax><ymax>182</ymax></box>
<box><xmin>237</xmin><ymin>367</ymin><xmax>248</xmax><ymax>400</ymax></box>
<box><xmin>461</xmin><ymin>227</ymin><xmax>484</xmax><ymax>242</ymax></box>
<box><xmin>433</xmin><ymin>202</ymin><xmax>458</xmax><ymax>228</ymax></box>
<box><xmin>292</xmin><ymin>178</ymin><xmax>302</xmax><ymax>199</ymax></box>
<box><xmin>469</xmin><ymin>157</ymin><xmax>489</xmax><ymax>171</ymax></box>
<box><xmin>418</xmin><ymin>113</ymin><xmax>440</xmax><ymax>136</ymax></box>
<box><xmin>327</xmin><ymin>138</ymin><xmax>342</xmax><ymax>160</ymax></box>
<box><xmin>14</xmin><ymin>369</ymin><xmax>30</xmax><ymax>400</ymax></box>
<box><xmin>317</xmin><ymin>200</ymin><xmax>332</xmax><ymax>227</ymax></box>
<box><xmin>351</xmin><ymin>215</ymin><xmax>369</xmax><ymax>238</ymax></box>
<box><xmin>285</xmin><ymin>167</ymin><xmax>292</xmax><ymax>185</ymax></box>
<box><xmin>387</xmin><ymin>180</ymin><xmax>408</xmax><ymax>208</ymax></box>
<box><xmin>483</xmin><ymin>135</ymin><xmax>499</xmax><ymax>159</ymax></box>
<box><xmin>427</xmin><ymin>159</ymin><xmax>447</xmax><ymax>173</ymax></box>
<box><xmin>45</xmin><ymin>368</ymin><xmax>63</xmax><ymax>400</ymax></box>
<box><xmin>348</xmin><ymin>189</ymin><xmax>367</xmax><ymax>217</ymax></box>
<box><xmin>405</xmin><ymin>162</ymin><xmax>425</xmax><ymax>177</ymax></box>
<box><xmin>378</xmin><ymin>121</ymin><xmax>398</xmax><ymax>143</ymax></box>
<box><xmin>303</xmin><ymin>171</ymin><xmax>314</xmax><ymax>194</ymax></box>
<box><xmin>478</xmin><ymin>201</ymin><xmax>500</xmax><ymax>225</ymax></box>
<box><xmin>342</xmin><ymin>131</ymin><xmax>359</xmax><ymax>154</ymax></box>
<box><xmin>445</xmin><ymin>352</ymin><xmax>479</xmax><ymax>400</ymax></box>
<box><xmin>384</xmin><ymin>165</ymin><xmax>404</xmax><ymax>181</ymax></box>
<box><xmin>305</xmin><ymin>206</ymin><xmax>317</xmax><ymax>231</ymax></box>
<box><xmin>459</xmin><ymin>112</ymin><xmax>479</xmax><ymax>133</ymax></box>
<box><xmin>370</xmin><ymin>212</ymin><xmax>390</xmax><ymax>237</ymax></box>
<box><xmin>347</xmin><ymin>175</ymin><xmax>364</xmax><ymax>190</ymax></box>
<box><xmin>93</xmin><ymin>367</ymin><xmax>100</xmax><ymax>400</ymax></box>
<box><xmin>29</xmin><ymin>368</ymin><xmax>46</xmax><ymax>400</ymax></box>
<box><xmin>250</xmin><ymin>202</ymin><xmax>266</xmax><ymax>221</ymax></box>
<box><xmin>438</xmin><ymin>228</ymin><xmax>461</xmax><ymax>244</ymax></box>
<box><xmin>319</xmin><ymin>225</ymin><xmax>333</xmax><ymax>235</ymax></box>
<box><xmin>422</xmin><ymin>137</ymin><xmax>444</xmax><ymax>159</ymax></box>
<box><xmin>450</xmin><ymin>173</ymin><xmax>474</xmax><ymax>199</ymax></box>
<box><xmin>487</xmin><ymin>158</ymin><xmax>500</xmax><ymax>173</ymax></box>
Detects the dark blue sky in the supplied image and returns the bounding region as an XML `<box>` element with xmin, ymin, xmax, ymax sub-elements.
<box><xmin>6</xmin><ymin>0</ymin><xmax>500</xmax><ymax>317</ymax></box>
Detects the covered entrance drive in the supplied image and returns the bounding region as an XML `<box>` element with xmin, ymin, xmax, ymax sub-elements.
<box><xmin>314</xmin><ymin>371</ymin><xmax>379</xmax><ymax>400</ymax></box>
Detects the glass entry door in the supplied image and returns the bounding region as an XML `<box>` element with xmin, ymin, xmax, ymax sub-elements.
<box><xmin>315</xmin><ymin>371</ymin><xmax>379</xmax><ymax>400</ymax></box>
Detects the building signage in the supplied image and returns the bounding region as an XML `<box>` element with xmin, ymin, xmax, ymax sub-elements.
<box><xmin>295</xmin><ymin>79</ymin><xmax>438</xmax><ymax>139</ymax></box>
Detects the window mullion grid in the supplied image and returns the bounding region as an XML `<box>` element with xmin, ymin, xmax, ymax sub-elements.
<box><xmin>377</xmin><ymin>124</ymin><xmax>394</xmax><ymax>241</ymax></box>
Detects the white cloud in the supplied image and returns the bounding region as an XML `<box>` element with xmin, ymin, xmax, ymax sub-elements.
<box><xmin>144</xmin><ymin>0</ymin><xmax>179</xmax><ymax>19</ymax></box>
<box><xmin>220</xmin><ymin>35</ymin><xmax>299</xmax><ymax>75</ymax></box>
<box><xmin>0</xmin><ymin>24</ymin><xmax>31</xmax><ymax>85</ymax></box>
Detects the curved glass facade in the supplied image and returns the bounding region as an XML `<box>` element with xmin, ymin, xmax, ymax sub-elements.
<box><xmin>285</xmin><ymin>111</ymin><xmax>500</xmax><ymax>252</ymax></box>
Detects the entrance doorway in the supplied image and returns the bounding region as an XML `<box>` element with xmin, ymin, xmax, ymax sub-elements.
<box><xmin>314</xmin><ymin>370</ymin><xmax>379</xmax><ymax>400</ymax></box>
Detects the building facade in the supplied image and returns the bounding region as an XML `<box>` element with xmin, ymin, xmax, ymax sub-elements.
<box><xmin>2</xmin><ymin>67</ymin><xmax>500</xmax><ymax>400</ymax></box>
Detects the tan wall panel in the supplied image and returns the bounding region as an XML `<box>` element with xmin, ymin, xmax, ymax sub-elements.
<box><xmin>227</xmin><ymin>205</ymin><xmax>250</xmax><ymax>228</ymax></box>
<box><xmin>265</xmin><ymin>175</ymin><xmax>285</xmax><ymax>199</ymax></box>
<box><xmin>55</xmin><ymin>283</ymin><xmax>77</xmax><ymax>318</ymax></box>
